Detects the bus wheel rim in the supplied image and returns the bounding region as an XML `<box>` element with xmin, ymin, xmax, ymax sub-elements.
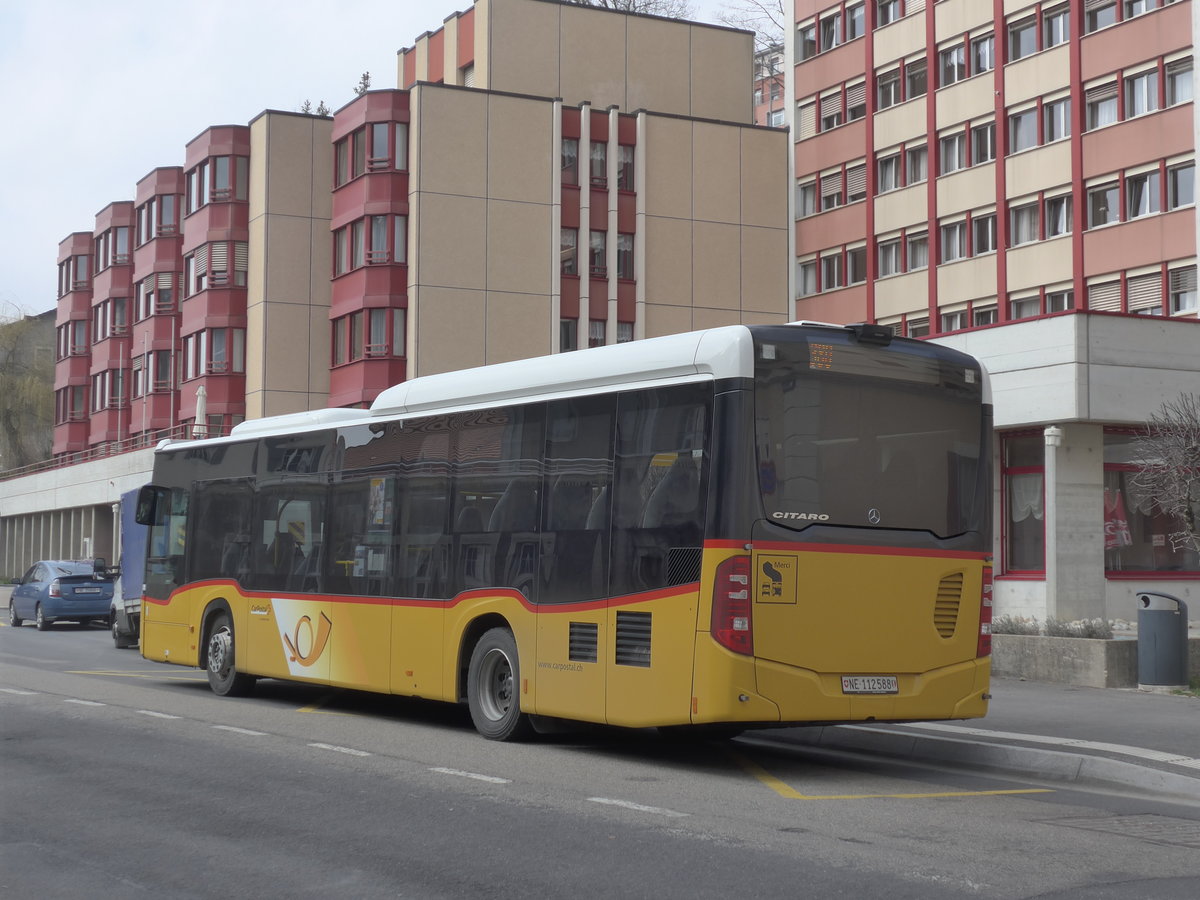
<box><xmin>209</xmin><ymin>628</ymin><xmax>233</xmax><ymax>677</ymax></box>
<box><xmin>478</xmin><ymin>648</ymin><xmax>513</xmax><ymax>721</ymax></box>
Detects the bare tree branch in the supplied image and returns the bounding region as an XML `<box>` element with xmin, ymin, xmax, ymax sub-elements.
<box><xmin>716</xmin><ymin>0</ymin><xmax>785</xmax><ymax>51</ymax></box>
<box><xmin>1132</xmin><ymin>393</ymin><xmax>1200</xmax><ymax>552</ymax></box>
<box><xmin>563</xmin><ymin>0</ymin><xmax>697</xmax><ymax>18</ymax></box>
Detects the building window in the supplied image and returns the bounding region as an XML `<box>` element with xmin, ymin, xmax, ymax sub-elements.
<box><xmin>1124</xmin><ymin>0</ymin><xmax>1158</xmax><ymax>17</ymax></box>
<box><xmin>1169</xmin><ymin>265</ymin><xmax>1198</xmax><ymax>313</ymax></box>
<box><xmin>1046</xmin><ymin>289</ymin><xmax>1074</xmax><ymax>312</ymax></box>
<box><xmin>562</xmin><ymin>138</ymin><xmax>579</xmax><ymax>185</ymax></box>
<box><xmin>1008</xmin><ymin>16</ymin><xmax>1037</xmax><ymax>61</ymax></box>
<box><xmin>846</xmin><ymin>163</ymin><xmax>867</xmax><ymax>202</ymax></box>
<box><xmin>1126</xmin><ymin>170</ymin><xmax>1162</xmax><ymax>219</ymax></box>
<box><xmin>1045</xmin><ymin>195</ymin><xmax>1073</xmax><ymax>236</ymax></box>
<box><xmin>973</xmin><ymin>305</ymin><xmax>998</xmax><ymax>326</ymax></box>
<box><xmin>820</xmin><ymin>174</ymin><xmax>844</xmax><ymax>211</ymax></box>
<box><xmin>971</xmin><ymin>122</ymin><xmax>995</xmax><ymax>164</ymax></box>
<box><xmin>797</xmin><ymin>23</ymin><xmax>817</xmax><ymax>61</ymax></box>
<box><xmin>820</xmin><ymin>93</ymin><xmax>843</xmax><ymax>131</ymax></box>
<box><xmin>561</xmin><ymin>228</ymin><xmax>578</xmax><ymax>275</ymax></box>
<box><xmin>1086</xmin><ymin>83</ymin><xmax>1118</xmax><ymax>130</ymax></box>
<box><xmin>907</xmin><ymin>317</ymin><xmax>929</xmax><ymax>338</ymax></box>
<box><xmin>616</xmin><ymin>234</ymin><xmax>634</xmax><ymax>280</ymax></box>
<box><xmin>616</xmin><ymin>145</ymin><xmax>634</xmax><ymax>191</ymax></box>
<box><xmin>972</xmin><ymin>214</ymin><xmax>997</xmax><ymax>254</ymax></box>
<box><xmin>797</xmin><ymin>180</ymin><xmax>817</xmax><ymax>217</ymax></box>
<box><xmin>590</xmin><ymin>141</ymin><xmax>607</xmax><ymax>186</ymax></box>
<box><xmin>589</xmin><ymin>231</ymin><xmax>606</xmax><ymax>277</ymax></box>
<box><xmin>1011</xmin><ymin>295</ymin><xmax>1041</xmax><ymax>318</ymax></box>
<box><xmin>1009</xmin><ymin>108</ymin><xmax>1038</xmax><ymax>153</ymax></box>
<box><xmin>877</xmin><ymin>238</ymin><xmax>901</xmax><ymax>276</ymax></box>
<box><xmin>1125</xmin><ymin>69</ymin><xmax>1160</xmax><ymax>118</ymax></box>
<box><xmin>1103</xmin><ymin>430</ymin><xmax>1200</xmax><ymax>574</ymax></box>
<box><xmin>905</xmin><ymin>59</ymin><xmax>928</xmax><ymax>99</ymax></box>
<box><xmin>1043</xmin><ymin>97</ymin><xmax>1071</xmax><ymax>142</ymax></box>
<box><xmin>616</xmin><ymin>322</ymin><xmax>634</xmax><ymax>344</ymax></box>
<box><xmin>941</xmin><ymin>311</ymin><xmax>968</xmax><ymax>332</ymax></box>
<box><xmin>940</xmin><ymin>221</ymin><xmax>966</xmax><ymax>262</ymax></box>
<box><xmin>906</xmin><ymin>145</ymin><xmax>928</xmax><ymax>183</ymax></box>
<box><xmin>877</xmin><ymin>69</ymin><xmax>900</xmax><ymax>109</ymax></box>
<box><xmin>1168</xmin><ymin>162</ymin><xmax>1195</xmax><ymax>209</ymax></box>
<box><xmin>1167</xmin><ymin>59</ymin><xmax>1193</xmax><ymax>106</ymax></box>
<box><xmin>972</xmin><ymin>34</ymin><xmax>995</xmax><ymax>75</ymax></box>
<box><xmin>1037</xmin><ymin>8</ymin><xmax>1067</xmax><ymax>48</ymax></box>
<box><xmin>877</xmin><ymin>154</ymin><xmax>901</xmax><ymax>192</ymax></box>
<box><xmin>821</xmin><ymin>253</ymin><xmax>844</xmax><ymax>290</ymax></box>
<box><xmin>846</xmin><ymin>82</ymin><xmax>867</xmax><ymax>120</ymax></box>
<box><xmin>560</xmin><ymin>319</ymin><xmax>578</xmax><ymax>352</ymax></box>
<box><xmin>768</xmin><ymin>108</ymin><xmax>785</xmax><ymax>127</ymax></box>
<box><xmin>1085</xmin><ymin>1</ymin><xmax>1118</xmax><ymax>32</ymax></box>
<box><xmin>798</xmin><ymin>260</ymin><xmax>817</xmax><ymax>296</ymax></box>
<box><xmin>906</xmin><ymin>231</ymin><xmax>929</xmax><ymax>270</ymax></box>
<box><xmin>819</xmin><ymin>12</ymin><xmax>841</xmax><ymax>52</ymax></box>
<box><xmin>876</xmin><ymin>0</ymin><xmax>901</xmax><ymax>27</ymax></box>
<box><xmin>1004</xmin><ymin>434</ymin><xmax>1045</xmax><ymax>572</ymax></box>
<box><xmin>1087</xmin><ymin>181</ymin><xmax>1120</xmax><ymax>227</ymax></box>
<box><xmin>588</xmin><ymin>320</ymin><xmax>606</xmax><ymax>348</ymax></box>
<box><xmin>939</xmin><ymin>132</ymin><xmax>965</xmax><ymax>174</ymax></box>
<box><xmin>939</xmin><ymin>44</ymin><xmax>966</xmax><ymax>87</ymax></box>
<box><xmin>845</xmin><ymin>247</ymin><xmax>867</xmax><ymax>284</ymax></box>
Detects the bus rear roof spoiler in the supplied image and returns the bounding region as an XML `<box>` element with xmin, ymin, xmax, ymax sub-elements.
<box><xmin>788</xmin><ymin>320</ymin><xmax>893</xmax><ymax>346</ymax></box>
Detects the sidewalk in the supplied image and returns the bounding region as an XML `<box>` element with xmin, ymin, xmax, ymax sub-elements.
<box><xmin>778</xmin><ymin>677</ymin><xmax>1200</xmax><ymax>801</ymax></box>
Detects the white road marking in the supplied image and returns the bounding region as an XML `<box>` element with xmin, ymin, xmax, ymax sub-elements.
<box><xmin>137</xmin><ymin>709</ymin><xmax>181</xmax><ymax>719</ymax></box>
<box><xmin>587</xmin><ymin>797</ymin><xmax>689</xmax><ymax>818</ymax></box>
<box><xmin>0</xmin><ymin>688</ymin><xmax>37</xmax><ymax>695</ymax></box>
<box><xmin>309</xmin><ymin>742</ymin><xmax>371</xmax><ymax>757</ymax></box>
<box><xmin>431</xmin><ymin>766</ymin><xmax>512</xmax><ymax>784</ymax></box>
<box><xmin>212</xmin><ymin>725</ymin><xmax>266</xmax><ymax>736</ymax></box>
<box><xmin>64</xmin><ymin>698</ymin><xmax>105</xmax><ymax>706</ymax></box>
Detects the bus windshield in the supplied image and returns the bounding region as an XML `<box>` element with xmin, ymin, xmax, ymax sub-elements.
<box><xmin>754</xmin><ymin>332</ymin><xmax>987</xmax><ymax>539</ymax></box>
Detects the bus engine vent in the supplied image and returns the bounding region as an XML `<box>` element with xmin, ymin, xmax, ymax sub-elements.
<box><xmin>569</xmin><ymin>622</ymin><xmax>599</xmax><ymax>663</ymax></box>
<box><xmin>615</xmin><ymin>611</ymin><xmax>652</xmax><ymax>667</ymax></box>
<box><xmin>934</xmin><ymin>572</ymin><xmax>964</xmax><ymax>638</ymax></box>
<box><xmin>666</xmin><ymin>547</ymin><xmax>703</xmax><ymax>586</ymax></box>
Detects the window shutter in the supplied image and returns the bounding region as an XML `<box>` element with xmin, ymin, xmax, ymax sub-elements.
<box><xmin>1170</xmin><ymin>265</ymin><xmax>1198</xmax><ymax>293</ymax></box>
<box><xmin>1085</xmin><ymin>82</ymin><xmax>1117</xmax><ymax>103</ymax></box>
<box><xmin>821</xmin><ymin>176</ymin><xmax>842</xmax><ymax>203</ymax></box>
<box><xmin>194</xmin><ymin>244</ymin><xmax>208</xmax><ymax>275</ymax></box>
<box><xmin>798</xmin><ymin>102</ymin><xmax>816</xmax><ymax>139</ymax></box>
<box><xmin>907</xmin><ymin>0</ymin><xmax>926</xmax><ymax>13</ymax></box>
<box><xmin>1126</xmin><ymin>272</ymin><xmax>1163</xmax><ymax>311</ymax></box>
<box><xmin>234</xmin><ymin>241</ymin><xmax>249</xmax><ymax>272</ymax></box>
<box><xmin>845</xmin><ymin>81</ymin><xmax>866</xmax><ymax>110</ymax></box>
<box><xmin>1084</xmin><ymin>0</ymin><xmax>1111</xmax><ymax>9</ymax></box>
<box><xmin>1087</xmin><ymin>280</ymin><xmax>1121</xmax><ymax>311</ymax></box>
<box><xmin>209</xmin><ymin>242</ymin><xmax>228</xmax><ymax>273</ymax></box>
<box><xmin>846</xmin><ymin>164</ymin><xmax>867</xmax><ymax>199</ymax></box>
<box><xmin>819</xmin><ymin>92</ymin><xmax>841</xmax><ymax>119</ymax></box>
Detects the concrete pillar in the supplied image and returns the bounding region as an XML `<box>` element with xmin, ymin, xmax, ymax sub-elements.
<box><xmin>1044</xmin><ymin>423</ymin><xmax>1106</xmax><ymax>621</ymax></box>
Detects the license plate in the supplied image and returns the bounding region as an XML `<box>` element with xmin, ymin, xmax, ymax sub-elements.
<box><xmin>73</xmin><ymin>587</ymin><xmax>101</xmax><ymax>594</ymax></box>
<box><xmin>841</xmin><ymin>675</ymin><xmax>898</xmax><ymax>694</ymax></box>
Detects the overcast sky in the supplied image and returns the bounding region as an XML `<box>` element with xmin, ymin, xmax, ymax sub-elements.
<box><xmin>0</xmin><ymin>0</ymin><xmax>730</xmax><ymax>318</ymax></box>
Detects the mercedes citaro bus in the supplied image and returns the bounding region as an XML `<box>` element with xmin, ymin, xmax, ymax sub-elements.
<box><xmin>136</xmin><ymin>322</ymin><xmax>993</xmax><ymax>740</ymax></box>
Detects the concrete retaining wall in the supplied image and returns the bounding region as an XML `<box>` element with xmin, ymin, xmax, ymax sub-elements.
<box><xmin>993</xmin><ymin>634</ymin><xmax>1200</xmax><ymax>689</ymax></box>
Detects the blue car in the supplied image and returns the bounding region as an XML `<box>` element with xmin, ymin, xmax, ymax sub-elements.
<box><xmin>9</xmin><ymin>560</ymin><xmax>115</xmax><ymax>631</ymax></box>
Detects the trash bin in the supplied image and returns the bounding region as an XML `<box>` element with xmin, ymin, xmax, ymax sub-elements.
<box><xmin>1136</xmin><ymin>591</ymin><xmax>1189</xmax><ymax>691</ymax></box>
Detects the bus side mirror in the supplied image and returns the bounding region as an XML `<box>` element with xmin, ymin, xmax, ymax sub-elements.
<box><xmin>135</xmin><ymin>485</ymin><xmax>161</xmax><ymax>526</ymax></box>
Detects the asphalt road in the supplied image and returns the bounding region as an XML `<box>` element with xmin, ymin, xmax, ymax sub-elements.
<box><xmin>2</xmin><ymin>620</ymin><xmax>1199</xmax><ymax>899</ymax></box>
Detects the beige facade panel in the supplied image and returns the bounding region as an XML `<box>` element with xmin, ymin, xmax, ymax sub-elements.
<box><xmin>486</xmin><ymin>94</ymin><xmax>554</xmax><ymax>204</ymax></box>
<box><xmin>1003</xmin><ymin>0</ymin><xmax>1041</xmax><ymax>17</ymax></box>
<box><xmin>936</xmin><ymin>164</ymin><xmax>997</xmax><ymax>218</ymax></box>
<box><xmin>1004</xmin><ymin>44</ymin><xmax>1070</xmax><ymax>108</ymax></box>
<box><xmin>1006</xmin><ymin>237</ymin><xmax>1073</xmax><ymax>293</ymax></box>
<box><xmin>874</xmin><ymin>184</ymin><xmax>928</xmax><ymax>234</ymax></box>
<box><xmin>692</xmin><ymin>221</ymin><xmax>742</xmax><ymax>309</ymax></box>
<box><xmin>413</xmin><ymin>286</ymin><xmax>488</xmax><ymax>377</ymax></box>
<box><xmin>692</xmin><ymin>307</ymin><xmax>743</xmax><ymax>331</ymax></box>
<box><xmin>414</xmin><ymin>193</ymin><xmax>488</xmax><ymax>291</ymax></box>
<box><xmin>255</xmin><ymin>114</ymin><xmax>333</xmax><ymax>219</ymax></box>
<box><xmin>692</xmin><ymin>122</ymin><xmax>742</xmax><ymax>225</ymax></box>
<box><xmin>413</xmin><ymin>86</ymin><xmax>489</xmax><ymax>199</ymax></box>
<box><xmin>306</xmin><ymin>303</ymin><xmax>331</xmax><ymax>398</ymax></box>
<box><xmin>739</xmin><ymin>310</ymin><xmax>791</xmax><ymax>326</ymax></box>
<box><xmin>873</xmin><ymin>101</ymin><xmax>928</xmax><ymax>151</ymax></box>
<box><xmin>484</xmin><ymin>291</ymin><xmax>553</xmax><ymax>363</ymax></box>
<box><xmin>244</xmin><ymin>297</ymin><xmax>267</xmax><ymax>420</ymax></box>
<box><xmin>872</xmin><ymin>13</ymin><xmax>924</xmax><ymax>67</ymax></box>
<box><xmin>688</xmin><ymin>24</ymin><xmax>753</xmax><ymax>123</ymax></box>
<box><xmin>559</xmin><ymin>4</ymin><xmax>627</xmax><ymax>110</ymax></box>
<box><xmin>874</xmin><ymin>269</ymin><xmax>931</xmax><ymax>319</ymax></box>
<box><xmin>486</xmin><ymin>199</ymin><xmax>553</xmax><ymax>296</ymax></box>
<box><xmin>487</xmin><ymin>0</ymin><xmax>560</xmax><ymax>98</ymax></box>
<box><xmin>642</xmin><ymin>216</ymin><xmax>694</xmax><ymax>306</ymax></box>
<box><xmin>643</xmin><ymin>301</ymin><xmax>696</xmax><ymax>339</ymax></box>
<box><xmin>626</xmin><ymin>16</ymin><xmax>692</xmax><ymax>115</ymax></box>
<box><xmin>642</xmin><ymin>117</ymin><xmax>694</xmax><ymax>220</ymax></box>
<box><xmin>740</xmin><ymin>128</ymin><xmax>788</xmax><ymax>229</ymax></box>
<box><xmin>442</xmin><ymin>15</ymin><xmax>460</xmax><ymax>84</ymax></box>
<box><xmin>262</xmin><ymin>215</ymin><xmax>320</xmax><ymax>304</ymax></box>
<box><xmin>936</xmin><ymin>0</ymin><xmax>995</xmax><ymax>43</ymax></box>
<box><xmin>934</xmin><ymin>76</ymin><xmax>995</xmax><ymax>132</ymax></box>
<box><xmin>474</xmin><ymin>0</ymin><xmax>491</xmax><ymax>89</ymax></box>
<box><xmin>739</xmin><ymin>225</ymin><xmax>789</xmax><ymax>316</ymax></box>
<box><xmin>262</xmin><ymin>302</ymin><xmax>322</xmax><ymax>395</ymax></box>
<box><xmin>1006</xmin><ymin>140</ymin><xmax>1072</xmax><ymax>199</ymax></box>
<box><xmin>937</xmin><ymin>255</ymin><xmax>998</xmax><ymax>306</ymax></box>
<box><xmin>308</xmin><ymin>218</ymin><xmax>333</xmax><ymax>302</ymax></box>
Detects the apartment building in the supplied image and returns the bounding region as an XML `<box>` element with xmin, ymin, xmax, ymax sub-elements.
<box><xmin>755</xmin><ymin>43</ymin><xmax>787</xmax><ymax>126</ymax></box>
<box><xmin>791</xmin><ymin>0</ymin><xmax>1200</xmax><ymax>622</ymax></box>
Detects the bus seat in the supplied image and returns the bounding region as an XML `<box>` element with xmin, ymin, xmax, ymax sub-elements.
<box><xmin>488</xmin><ymin>480</ymin><xmax>538</xmax><ymax>533</ymax></box>
<box><xmin>585</xmin><ymin>485</ymin><xmax>609</xmax><ymax>530</ymax></box>
<box><xmin>548</xmin><ymin>476</ymin><xmax>591</xmax><ymax>531</ymax></box>
<box><xmin>641</xmin><ymin>457</ymin><xmax>699</xmax><ymax>528</ymax></box>
<box><xmin>456</xmin><ymin>504</ymin><xmax>485</xmax><ymax>534</ymax></box>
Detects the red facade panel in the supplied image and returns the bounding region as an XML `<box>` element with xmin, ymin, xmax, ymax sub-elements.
<box><xmin>1081</xmin><ymin>106</ymin><xmax>1193</xmax><ymax>180</ymax></box>
<box><xmin>795</xmin><ymin>204</ymin><xmax>868</xmax><ymax>256</ymax></box>
<box><xmin>793</xmin><ymin>120</ymin><xmax>867</xmax><ymax>176</ymax></box>
<box><xmin>588</xmin><ymin>279</ymin><xmax>608</xmax><ymax>318</ymax></box>
<box><xmin>560</xmin><ymin>277</ymin><xmax>580</xmax><ymax>319</ymax></box>
<box><xmin>428</xmin><ymin>28</ymin><xmax>445</xmax><ymax>83</ymax></box>
<box><xmin>794</xmin><ymin>285</ymin><xmax>869</xmax><ymax>324</ymax></box>
<box><xmin>1082</xmin><ymin>209</ymin><xmax>1196</xmax><ymax>278</ymax></box>
<box><xmin>1080</xmin><ymin>3</ymin><xmax>1192</xmax><ymax>82</ymax></box>
<box><xmin>457</xmin><ymin>9</ymin><xmax>475</xmax><ymax>68</ymax></box>
<box><xmin>330</xmin><ymin>266</ymin><xmax>408</xmax><ymax>317</ymax></box>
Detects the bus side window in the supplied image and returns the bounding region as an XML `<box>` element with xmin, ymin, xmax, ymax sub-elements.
<box><xmin>146</xmin><ymin>489</ymin><xmax>189</xmax><ymax>589</ymax></box>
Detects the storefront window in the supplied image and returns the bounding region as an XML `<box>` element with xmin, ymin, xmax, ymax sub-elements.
<box><xmin>1104</xmin><ymin>431</ymin><xmax>1200</xmax><ymax>574</ymax></box>
<box><xmin>1004</xmin><ymin>434</ymin><xmax>1044</xmax><ymax>572</ymax></box>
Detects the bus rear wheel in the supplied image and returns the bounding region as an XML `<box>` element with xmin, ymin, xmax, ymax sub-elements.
<box><xmin>206</xmin><ymin>612</ymin><xmax>256</xmax><ymax>697</ymax></box>
<box><xmin>467</xmin><ymin>628</ymin><xmax>532</xmax><ymax>741</ymax></box>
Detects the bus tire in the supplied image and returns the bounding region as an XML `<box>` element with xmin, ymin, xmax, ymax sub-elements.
<box><xmin>466</xmin><ymin>627</ymin><xmax>532</xmax><ymax>742</ymax></box>
<box><xmin>205</xmin><ymin>612</ymin><xmax>256</xmax><ymax>697</ymax></box>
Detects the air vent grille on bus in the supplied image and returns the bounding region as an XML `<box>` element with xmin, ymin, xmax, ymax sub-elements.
<box><xmin>615</xmin><ymin>611</ymin><xmax>652</xmax><ymax>667</ymax></box>
<box><xmin>934</xmin><ymin>572</ymin><xmax>964</xmax><ymax>638</ymax></box>
<box><xmin>569</xmin><ymin>621</ymin><xmax>598</xmax><ymax>663</ymax></box>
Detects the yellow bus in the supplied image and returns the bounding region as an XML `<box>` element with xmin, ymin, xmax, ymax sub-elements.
<box><xmin>136</xmin><ymin>322</ymin><xmax>993</xmax><ymax>740</ymax></box>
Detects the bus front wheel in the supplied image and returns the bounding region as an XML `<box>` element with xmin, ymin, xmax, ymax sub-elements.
<box><xmin>206</xmin><ymin>612</ymin><xmax>256</xmax><ymax>697</ymax></box>
<box><xmin>467</xmin><ymin>628</ymin><xmax>532</xmax><ymax>742</ymax></box>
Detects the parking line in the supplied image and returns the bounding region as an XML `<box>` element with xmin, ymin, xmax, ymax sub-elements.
<box><xmin>309</xmin><ymin>742</ymin><xmax>371</xmax><ymax>757</ymax></box>
<box><xmin>431</xmin><ymin>767</ymin><xmax>511</xmax><ymax>784</ymax></box>
<box><xmin>213</xmin><ymin>725</ymin><xmax>267</xmax><ymax>736</ymax></box>
<box><xmin>64</xmin><ymin>698</ymin><xmax>105</xmax><ymax>707</ymax></box>
<box><xmin>587</xmin><ymin>797</ymin><xmax>690</xmax><ymax>818</ymax></box>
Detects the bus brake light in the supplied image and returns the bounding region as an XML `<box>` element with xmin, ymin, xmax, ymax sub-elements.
<box><xmin>712</xmin><ymin>556</ymin><xmax>753</xmax><ymax>655</ymax></box>
<box><xmin>977</xmin><ymin>564</ymin><xmax>993</xmax><ymax>657</ymax></box>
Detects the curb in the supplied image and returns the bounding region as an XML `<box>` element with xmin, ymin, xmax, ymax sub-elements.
<box><xmin>773</xmin><ymin>724</ymin><xmax>1200</xmax><ymax>802</ymax></box>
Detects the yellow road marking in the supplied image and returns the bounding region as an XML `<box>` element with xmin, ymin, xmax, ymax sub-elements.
<box><xmin>297</xmin><ymin>693</ymin><xmax>358</xmax><ymax>716</ymax></box>
<box><xmin>727</xmin><ymin>750</ymin><xmax>1053</xmax><ymax>800</ymax></box>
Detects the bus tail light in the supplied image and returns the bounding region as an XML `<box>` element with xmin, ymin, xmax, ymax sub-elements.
<box><xmin>711</xmin><ymin>555</ymin><xmax>753</xmax><ymax>655</ymax></box>
<box><xmin>977</xmin><ymin>564</ymin><xmax>993</xmax><ymax>657</ymax></box>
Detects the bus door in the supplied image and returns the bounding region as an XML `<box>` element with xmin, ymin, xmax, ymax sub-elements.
<box><xmin>140</xmin><ymin>487</ymin><xmax>192</xmax><ymax>662</ymax></box>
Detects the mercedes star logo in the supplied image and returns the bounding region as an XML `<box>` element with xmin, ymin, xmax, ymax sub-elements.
<box><xmin>867</xmin><ymin>508</ymin><xmax>881</xmax><ymax>525</ymax></box>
